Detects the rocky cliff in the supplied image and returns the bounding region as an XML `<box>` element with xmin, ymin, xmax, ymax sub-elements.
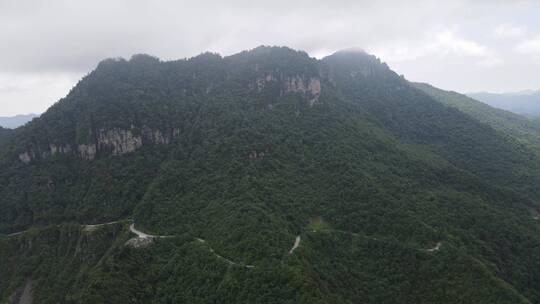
<box><xmin>18</xmin><ymin>126</ymin><xmax>180</xmax><ymax>163</ymax></box>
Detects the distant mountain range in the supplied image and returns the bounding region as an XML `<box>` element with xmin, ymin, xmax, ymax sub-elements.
<box><xmin>468</xmin><ymin>90</ymin><xmax>540</xmax><ymax>118</ymax></box>
<box><xmin>0</xmin><ymin>113</ymin><xmax>38</xmax><ymax>128</ymax></box>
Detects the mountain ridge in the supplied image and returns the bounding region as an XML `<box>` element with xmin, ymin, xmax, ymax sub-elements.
<box><xmin>0</xmin><ymin>113</ymin><xmax>38</xmax><ymax>129</ymax></box>
<box><xmin>415</xmin><ymin>82</ymin><xmax>540</xmax><ymax>154</ymax></box>
<box><xmin>468</xmin><ymin>90</ymin><xmax>540</xmax><ymax>118</ymax></box>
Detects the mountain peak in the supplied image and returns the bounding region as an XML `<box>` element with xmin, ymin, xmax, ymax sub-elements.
<box><xmin>333</xmin><ymin>47</ymin><xmax>368</xmax><ymax>55</ymax></box>
<box><xmin>129</xmin><ymin>53</ymin><xmax>160</xmax><ymax>63</ymax></box>
<box><xmin>324</xmin><ymin>48</ymin><xmax>381</xmax><ymax>64</ymax></box>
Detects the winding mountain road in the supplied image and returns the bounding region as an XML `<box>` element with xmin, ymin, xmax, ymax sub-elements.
<box><xmin>127</xmin><ymin>224</ymin><xmax>256</xmax><ymax>268</ymax></box>
<box><xmin>308</xmin><ymin>228</ymin><xmax>442</xmax><ymax>253</ymax></box>
<box><xmin>125</xmin><ymin>223</ymin><xmax>175</xmax><ymax>248</ymax></box>
<box><xmin>5</xmin><ymin>221</ymin><xmax>126</xmax><ymax>237</ymax></box>
<box><xmin>83</xmin><ymin>221</ymin><xmax>122</xmax><ymax>232</ymax></box>
<box><xmin>129</xmin><ymin>223</ymin><xmax>158</xmax><ymax>238</ymax></box>
<box><xmin>425</xmin><ymin>242</ymin><xmax>442</xmax><ymax>252</ymax></box>
<box><xmin>289</xmin><ymin>236</ymin><xmax>301</xmax><ymax>254</ymax></box>
<box><xmin>5</xmin><ymin>220</ymin><xmax>441</xmax><ymax>272</ymax></box>
<box><xmin>7</xmin><ymin>230</ymin><xmax>26</xmax><ymax>237</ymax></box>
<box><xmin>195</xmin><ymin>238</ymin><xmax>255</xmax><ymax>268</ymax></box>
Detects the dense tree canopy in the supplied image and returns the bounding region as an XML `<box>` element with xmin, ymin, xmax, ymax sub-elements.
<box><xmin>1</xmin><ymin>46</ymin><xmax>540</xmax><ymax>303</ymax></box>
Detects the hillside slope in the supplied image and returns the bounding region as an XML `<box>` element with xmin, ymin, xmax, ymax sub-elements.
<box><xmin>415</xmin><ymin>82</ymin><xmax>540</xmax><ymax>153</ymax></box>
<box><xmin>0</xmin><ymin>127</ymin><xmax>12</xmax><ymax>148</ymax></box>
<box><xmin>1</xmin><ymin>47</ymin><xmax>540</xmax><ymax>303</ymax></box>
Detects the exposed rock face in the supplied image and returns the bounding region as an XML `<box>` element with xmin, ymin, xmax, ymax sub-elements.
<box><xmin>255</xmin><ymin>73</ymin><xmax>322</xmax><ymax>105</ymax></box>
<box><xmin>283</xmin><ymin>75</ymin><xmax>321</xmax><ymax>106</ymax></box>
<box><xmin>78</xmin><ymin>144</ymin><xmax>97</xmax><ymax>160</ymax></box>
<box><xmin>125</xmin><ymin>237</ymin><xmax>154</xmax><ymax>248</ymax></box>
<box><xmin>18</xmin><ymin>152</ymin><xmax>34</xmax><ymax>164</ymax></box>
<box><xmin>141</xmin><ymin>126</ymin><xmax>171</xmax><ymax>145</ymax></box>
<box><xmin>97</xmin><ymin>129</ymin><xmax>143</xmax><ymax>155</ymax></box>
<box><xmin>48</xmin><ymin>144</ymin><xmax>72</xmax><ymax>156</ymax></box>
<box><xmin>18</xmin><ymin>126</ymin><xmax>180</xmax><ymax>163</ymax></box>
<box><xmin>307</xmin><ymin>78</ymin><xmax>321</xmax><ymax>105</ymax></box>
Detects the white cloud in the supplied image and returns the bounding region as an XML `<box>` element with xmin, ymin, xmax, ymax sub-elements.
<box><xmin>477</xmin><ymin>56</ymin><xmax>504</xmax><ymax>67</ymax></box>
<box><xmin>516</xmin><ymin>35</ymin><xmax>540</xmax><ymax>54</ymax></box>
<box><xmin>515</xmin><ymin>35</ymin><xmax>540</xmax><ymax>63</ymax></box>
<box><xmin>436</xmin><ymin>29</ymin><xmax>488</xmax><ymax>56</ymax></box>
<box><xmin>0</xmin><ymin>72</ymin><xmax>80</xmax><ymax>116</ymax></box>
<box><xmin>373</xmin><ymin>28</ymin><xmax>502</xmax><ymax>67</ymax></box>
<box><xmin>493</xmin><ymin>23</ymin><xmax>527</xmax><ymax>39</ymax></box>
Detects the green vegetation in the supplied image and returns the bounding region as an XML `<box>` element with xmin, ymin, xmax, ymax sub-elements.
<box><xmin>0</xmin><ymin>127</ymin><xmax>11</xmax><ymax>149</ymax></box>
<box><xmin>0</xmin><ymin>223</ymin><xmax>130</xmax><ymax>303</ymax></box>
<box><xmin>1</xmin><ymin>46</ymin><xmax>540</xmax><ymax>303</ymax></box>
<box><xmin>306</xmin><ymin>217</ymin><xmax>329</xmax><ymax>231</ymax></box>
<box><xmin>414</xmin><ymin>82</ymin><xmax>540</xmax><ymax>154</ymax></box>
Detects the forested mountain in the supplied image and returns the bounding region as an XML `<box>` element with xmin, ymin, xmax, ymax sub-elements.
<box><xmin>415</xmin><ymin>82</ymin><xmax>540</xmax><ymax>154</ymax></box>
<box><xmin>0</xmin><ymin>114</ymin><xmax>38</xmax><ymax>129</ymax></box>
<box><xmin>0</xmin><ymin>127</ymin><xmax>12</xmax><ymax>148</ymax></box>
<box><xmin>1</xmin><ymin>46</ymin><xmax>540</xmax><ymax>303</ymax></box>
<box><xmin>468</xmin><ymin>90</ymin><xmax>540</xmax><ymax>118</ymax></box>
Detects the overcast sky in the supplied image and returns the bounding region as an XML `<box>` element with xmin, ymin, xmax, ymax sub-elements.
<box><xmin>1</xmin><ymin>0</ymin><xmax>540</xmax><ymax>116</ymax></box>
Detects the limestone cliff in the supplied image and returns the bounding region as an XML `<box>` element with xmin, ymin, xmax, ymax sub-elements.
<box><xmin>18</xmin><ymin>126</ymin><xmax>179</xmax><ymax>163</ymax></box>
<box><xmin>254</xmin><ymin>72</ymin><xmax>322</xmax><ymax>105</ymax></box>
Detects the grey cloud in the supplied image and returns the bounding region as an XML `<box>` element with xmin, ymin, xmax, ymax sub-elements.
<box><xmin>0</xmin><ymin>0</ymin><xmax>517</xmax><ymax>72</ymax></box>
<box><xmin>0</xmin><ymin>0</ymin><xmax>539</xmax><ymax>115</ymax></box>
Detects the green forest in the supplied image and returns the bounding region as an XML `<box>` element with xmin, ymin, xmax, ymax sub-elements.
<box><xmin>1</xmin><ymin>46</ymin><xmax>540</xmax><ymax>303</ymax></box>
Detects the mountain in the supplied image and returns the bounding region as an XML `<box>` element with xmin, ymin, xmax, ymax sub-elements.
<box><xmin>0</xmin><ymin>113</ymin><xmax>38</xmax><ymax>129</ymax></box>
<box><xmin>415</xmin><ymin>83</ymin><xmax>540</xmax><ymax>154</ymax></box>
<box><xmin>468</xmin><ymin>91</ymin><xmax>540</xmax><ymax>118</ymax></box>
<box><xmin>0</xmin><ymin>127</ymin><xmax>12</xmax><ymax>148</ymax></box>
<box><xmin>1</xmin><ymin>46</ymin><xmax>540</xmax><ymax>303</ymax></box>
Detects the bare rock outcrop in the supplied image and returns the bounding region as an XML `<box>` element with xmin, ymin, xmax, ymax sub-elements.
<box><xmin>18</xmin><ymin>126</ymin><xmax>180</xmax><ymax>163</ymax></box>
<box><xmin>97</xmin><ymin>128</ymin><xmax>143</xmax><ymax>155</ymax></box>
<box><xmin>18</xmin><ymin>152</ymin><xmax>34</xmax><ymax>164</ymax></box>
<box><xmin>255</xmin><ymin>72</ymin><xmax>322</xmax><ymax>106</ymax></box>
<box><xmin>125</xmin><ymin>237</ymin><xmax>154</xmax><ymax>248</ymax></box>
<box><xmin>78</xmin><ymin>144</ymin><xmax>97</xmax><ymax>160</ymax></box>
